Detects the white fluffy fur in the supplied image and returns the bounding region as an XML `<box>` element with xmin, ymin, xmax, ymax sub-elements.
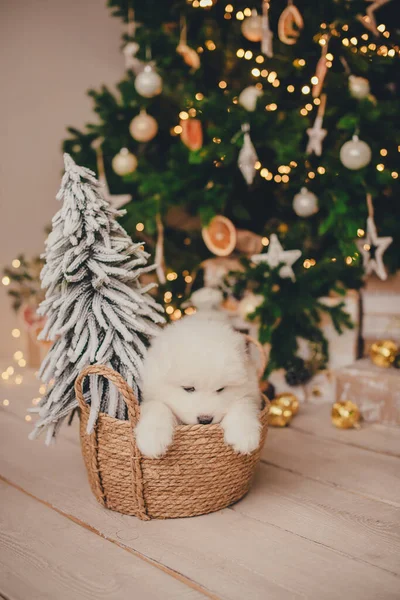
<box><xmin>135</xmin><ymin>315</ymin><xmax>261</xmax><ymax>458</ymax></box>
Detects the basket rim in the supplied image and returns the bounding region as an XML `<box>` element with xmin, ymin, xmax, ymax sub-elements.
<box><xmin>88</xmin><ymin>393</ymin><xmax>270</xmax><ymax>433</ymax></box>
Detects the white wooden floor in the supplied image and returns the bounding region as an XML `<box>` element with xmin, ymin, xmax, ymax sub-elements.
<box><xmin>1</xmin><ymin>367</ymin><xmax>400</xmax><ymax>600</ymax></box>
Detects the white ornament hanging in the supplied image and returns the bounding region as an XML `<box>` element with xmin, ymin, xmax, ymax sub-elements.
<box><xmin>123</xmin><ymin>9</ymin><xmax>143</xmax><ymax>74</ymax></box>
<box><xmin>129</xmin><ymin>110</ymin><xmax>158</xmax><ymax>142</ymax></box>
<box><xmin>91</xmin><ymin>139</ymin><xmax>132</xmax><ymax>209</ymax></box>
<box><xmin>251</xmin><ymin>234</ymin><xmax>302</xmax><ymax>281</ymax></box>
<box><xmin>123</xmin><ymin>42</ymin><xmax>144</xmax><ymax>73</ymax></box>
<box><xmin>238</xmin><ymin>124</ymin><xmax>258</xmax><ymax>185</ymax></box>
<box><xmin>340</xmin><ymin>135</ymin><xmax>372</xmax><ymax>170</ymax></box>
<box><xmin>306</xmin><ymin>118</ymin><xmax>327</xmax><ymax>156</ymax></box>
<box><xmin>238</xmin><ymin>86</ymin><xmax>263</xmax><ymax>112</ymax></box>
<box><xmin>135</xmin><ymin>64</ymin><xmax>163</xmax><ymax>98</ymax></box>
<box><xmin>241</xmin><ymin>10</ymin><xmax>263</xmax><ymax>42</ymax></box>
<box><xmin>306</xmin><ymin>94</ymin><xmax>327</xmax><ymax>157</ymax></box>
<box><xmin>349</xmin><ymin>75</ymin><xmax>370</xmax><ymax>99</ymax></box>
<box><xmin>356</xmin><ymin>194</ymin><xmax>393</xmax><ymax>280</ymax></box>
<box><xmin>261</xmin><ymin>0</ymin><xmax>273</xmax><ymax>57</ymax></box>
<box><xmin>112</xmin><ymin>148</ymin><xmax>138</xmax><ymax>176</ymax></box>
<box><xmin>293</xmin><ymin>188</ymin><xmax>319</xmax><ymax>218</ymax></box>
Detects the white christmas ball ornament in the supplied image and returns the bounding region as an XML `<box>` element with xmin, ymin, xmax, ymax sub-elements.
<box><xmin>349</xmin><ymin>75</ymin><xmax>370</xmax><ymax>100</ymax></box>
<box><xmin>129</xmin><ymin>110</ymin><xmax>158</xmax><ymax>142</ymax></box>
<box><xmin>241</xmin><ymin>12</ymin><xmax>263</xmax><ymax>42</ymax></box>
<box><xmin>134</xmin><ymin>64</ymin><xmax>162</xmax><ymax>98</ymax></box>
<box><xmin>293</xmin><ymin>188</ymin><xmax>318</xmax><ymax>217</ymax></box>
<box><xmin>238</xmin><ymin>86</ymin><xmax>263</xmax><ymax>112</ymax></box>
<box><xmin>112</xmin><ymin>148</ymin><xmax>138</xmax><ymax>176</ymax></box>
<box><xmin>340</xmin><ymin>135</ymin><xmax>372</xmax><ymax>170</ymax></box>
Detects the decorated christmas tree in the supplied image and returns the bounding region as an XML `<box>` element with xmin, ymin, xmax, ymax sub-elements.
<box><xmin>30</xmin><ymin>154</ymin><xmax>165</xmax><ymax>443</ymax></box>
<box><xmin>62</xmin><ymin>0</ymin><xmax>399</xmax><ymax>377</ymax></box>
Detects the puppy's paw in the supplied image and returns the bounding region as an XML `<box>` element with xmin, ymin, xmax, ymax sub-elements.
<box><xmin>135</xmin><ymin>403</ymin><xmax>175</xmax><ymax>458</ymax></box>
<box><xmin>222</xmin><ymin>414</ymin><xmax>261</xmax><ymax>455</ymax></box>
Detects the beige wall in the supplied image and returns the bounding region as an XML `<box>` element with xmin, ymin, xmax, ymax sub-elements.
<box><xmin>0</xmin><ymin>0</ymin><xmax>124</xmax><ymax>357</ymax></box>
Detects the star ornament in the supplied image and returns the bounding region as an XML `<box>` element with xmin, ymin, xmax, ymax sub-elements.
<box><xmin>356</xmin><ymin>216</ymin><xmax>393</xmax><ymax>280</ymax></box>
<box><xmin>306</xmin><ymin>116</ymin><xmax>327</xmax><ymax>157</ymax></box>
<box><xmin>251</xmin><ymin>234</ymin><xmax>302</xmax><ymax>281</ymax></box>
<box><xmin>98</xmin><ymin>173</ymin><xmax>132</xmax><ymax>210</ymax></box>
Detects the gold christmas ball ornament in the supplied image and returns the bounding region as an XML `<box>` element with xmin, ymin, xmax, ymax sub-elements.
<box><xmin>112</xmin><ymin>148</ymin><xmax>138</xmax><ymax>176</ymax></box>
<box><xmin>274</xmin><ymin>392</ymin><xmax>299</xmax><ymax>416</ymax></box>
<box><xmin>129</xmin><ymin>110</ymin><xmax>158</xmax><ymax>142</ymax></box>
<box><xmin>339</xmin><ymin>135</ymin><xmax>371</xmax><ymax>170</ymax></box>
<box><xmin>241</xmin><ymin>12</ymin><xmax>263</xmax><ymax>42</ymax></box>
<box><xmin>331</xmin><ymin>401</ymin><xmax>361</xmax><ymax>429</ymax></box>
<box><xmin>370</xmin><ymin>340</ymin><xmax>398</xmax><ymax>368</ymax></box>
<box><xmin>134</xmin><ymin>64</ymin><xmax>163</xmax><ymax>98</ymax></box>
<box><xmin>268</xmin><ymin>400</ymin><xmax>293</xmax><ymax>427</ymax></box>
<box><xmin>348</xmin><ymin>75</ymin><xmax>370</xmax><ymax>100</ymax></box>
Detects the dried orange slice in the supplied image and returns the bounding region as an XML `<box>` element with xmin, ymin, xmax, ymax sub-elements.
<box><xmin>180</xmin><ymin>119</ymin><xmax>203</xmax><ymax>151</ymax></box>
<box><xmin>278</xmin><ymin>3</ymin><xmax>303</xmax><ymax>45</ymax></box>
<box><xmin>202</xmin><ymin>216</ymin><xmax>237</xmax><ymax>257</ymax></box>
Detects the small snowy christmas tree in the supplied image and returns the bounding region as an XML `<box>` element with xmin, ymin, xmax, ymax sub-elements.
<box><xmin>30</xmin><ymin>154</ymin><xmax>165</xmax><ymax>443</ymax></box>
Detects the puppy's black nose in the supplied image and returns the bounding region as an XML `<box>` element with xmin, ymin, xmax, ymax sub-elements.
<box><xmin>197</xmin><ymin>415</ymin><xmax>213</xmax><ymax>425</ymax></box>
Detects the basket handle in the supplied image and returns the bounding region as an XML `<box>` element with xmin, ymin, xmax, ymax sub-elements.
<box><xmin>75</xmin><ymin>364</ymin><xmax>140</xmax><ymax>429</ymax></box>
<box><xmin>244</xmin><ymin>334</ymin><xmax>267</xmax><ymax>381</ymax></box>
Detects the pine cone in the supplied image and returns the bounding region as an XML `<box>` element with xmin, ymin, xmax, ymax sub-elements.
<box><xmin>284</xmin><ymin>358</ymin><xmax>312</xmax><ymax>387</ymax></box>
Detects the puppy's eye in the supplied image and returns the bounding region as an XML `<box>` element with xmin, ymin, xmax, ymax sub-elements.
<box><xmin>216</xmin><ymin>387</ymin><xmax>225</xmax><ymax>393</ymax></box>
<box><xmin>183</xmin><ymin>386</ymin><xmax>195</xmax><ymax>393</ymax></box>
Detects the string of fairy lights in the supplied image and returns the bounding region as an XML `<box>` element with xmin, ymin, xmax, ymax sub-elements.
<box><xmin>174</xmin><ymin>4</ymin><xmax>399</xmax><ymax>188</ymax></box>
<box><xmin>0</xmin><ymin>342</ymin><xmax>49</xmax><ymax>420</ymax></box>
<box><xmin>1</xmin><ymin>257</ymin><xmax>52</xmax><ymax>412</ymax></box>
<box><xmin>167</xmin><ymin>1</ymin><xmax>399</xmax><ymax>311</ymax></box>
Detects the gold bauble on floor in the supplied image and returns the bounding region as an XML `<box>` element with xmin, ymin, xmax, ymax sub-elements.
<box><xmin>268</xmin><ymin>400</ymin><xmax>293</xmax><ymax>427</ymax></box>
<box><xmin>370</xmin><ymin>340</ymin><xmax>398</xmax><ymax>368</ymax></box>
<box><xmin>274</xmin><ymin>392</ymin><xmax>299</xmax><ymax>415</ymax></box>
<box><xmin>331</xmin><ymin>400</ymin><xmax>361</xmax><ymax>429</ymax></box>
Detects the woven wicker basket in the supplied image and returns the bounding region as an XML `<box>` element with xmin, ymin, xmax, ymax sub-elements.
<box><xmin>75</xmin><ymin>336</ymin><xmax>269</xmax><ymax>520</ymax></box>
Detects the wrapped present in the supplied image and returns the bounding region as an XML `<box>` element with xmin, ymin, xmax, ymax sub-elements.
<box><xmin>334</xmin><ymin>358</ymin><xmax>400</xmax><ymax>427</ymax></box>
<box><xmin>362</xmin><ymin>273</ymin><xmax>400</xmax><ymax>354</ymax></box>
<box><xmin>268</xmin><ymin>368</ymin><xmax>335</xmax><ymax>405</ymax></box>
<box><xmin>19</xmin><ymin>304</ymin><xmax>52</xmax><ymax>368</ymax></box>
<box><xmin>318</xmin><ymin>290</ymin><xmax>360</xmax><ymax>369</ymax></box>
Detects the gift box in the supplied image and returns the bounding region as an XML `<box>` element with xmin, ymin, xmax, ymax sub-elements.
<box><xmin>318</xmin><ymin>291</ymin><xmax>360</xmax><ymax>370</ymax></box>
<box><xmin>269</xmin><ymin>368</ymin><xmax>335</xmax><ymax>405</ymax></box>
<box><xmin>361</xmin><ymin>273</ymin><xmax>400</xmax><ymax>354</ymax></box>
<box><xmin>18</xmin><ymin>304</ymin><xmax>52</xmax><ymax>368</ymax></box>
<box><xmin>334</xmin><ymin>358</ymin><xmax>400</xmax><ymax>427</ymax></box>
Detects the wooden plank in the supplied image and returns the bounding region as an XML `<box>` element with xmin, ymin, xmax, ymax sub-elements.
<box><xmin>233</xmin><ymin>463</ymin><xmax>400</xmax><ymax>576</ymax></box>
<box><xmin>1</xmin><ymin>413</ymin><xmax>400</xmax><ymax>600</ymax></box>
<box><xmin>5</xmin><ymin>398</ymin><xmax>400</xmax><ymax>576</ymax></box>
<box><xmin>291</xmin><ymin>404</ymin><xmax>400</xmax><ymax>458</ymax></box>
<box><xmin>262</xmin><ymin>426</ymin><xmax>400</xmax><ymax>507</ymax></box>
<box><xmin>0</xmin><ymin>482</ymin><xmax>206</xmax><ymax>600</ymax></box>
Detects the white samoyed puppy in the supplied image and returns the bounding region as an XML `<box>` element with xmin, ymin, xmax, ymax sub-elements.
<box><xmin>135</xmin><ymin>315</ymin><xmax>262</xmax><ymax>458</ymax></box>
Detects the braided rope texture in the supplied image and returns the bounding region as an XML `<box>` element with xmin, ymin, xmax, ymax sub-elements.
<box><xmin>76</xmin><ymin>364</ymin><xmax>269</xmax><ymax>521</ymax></box>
